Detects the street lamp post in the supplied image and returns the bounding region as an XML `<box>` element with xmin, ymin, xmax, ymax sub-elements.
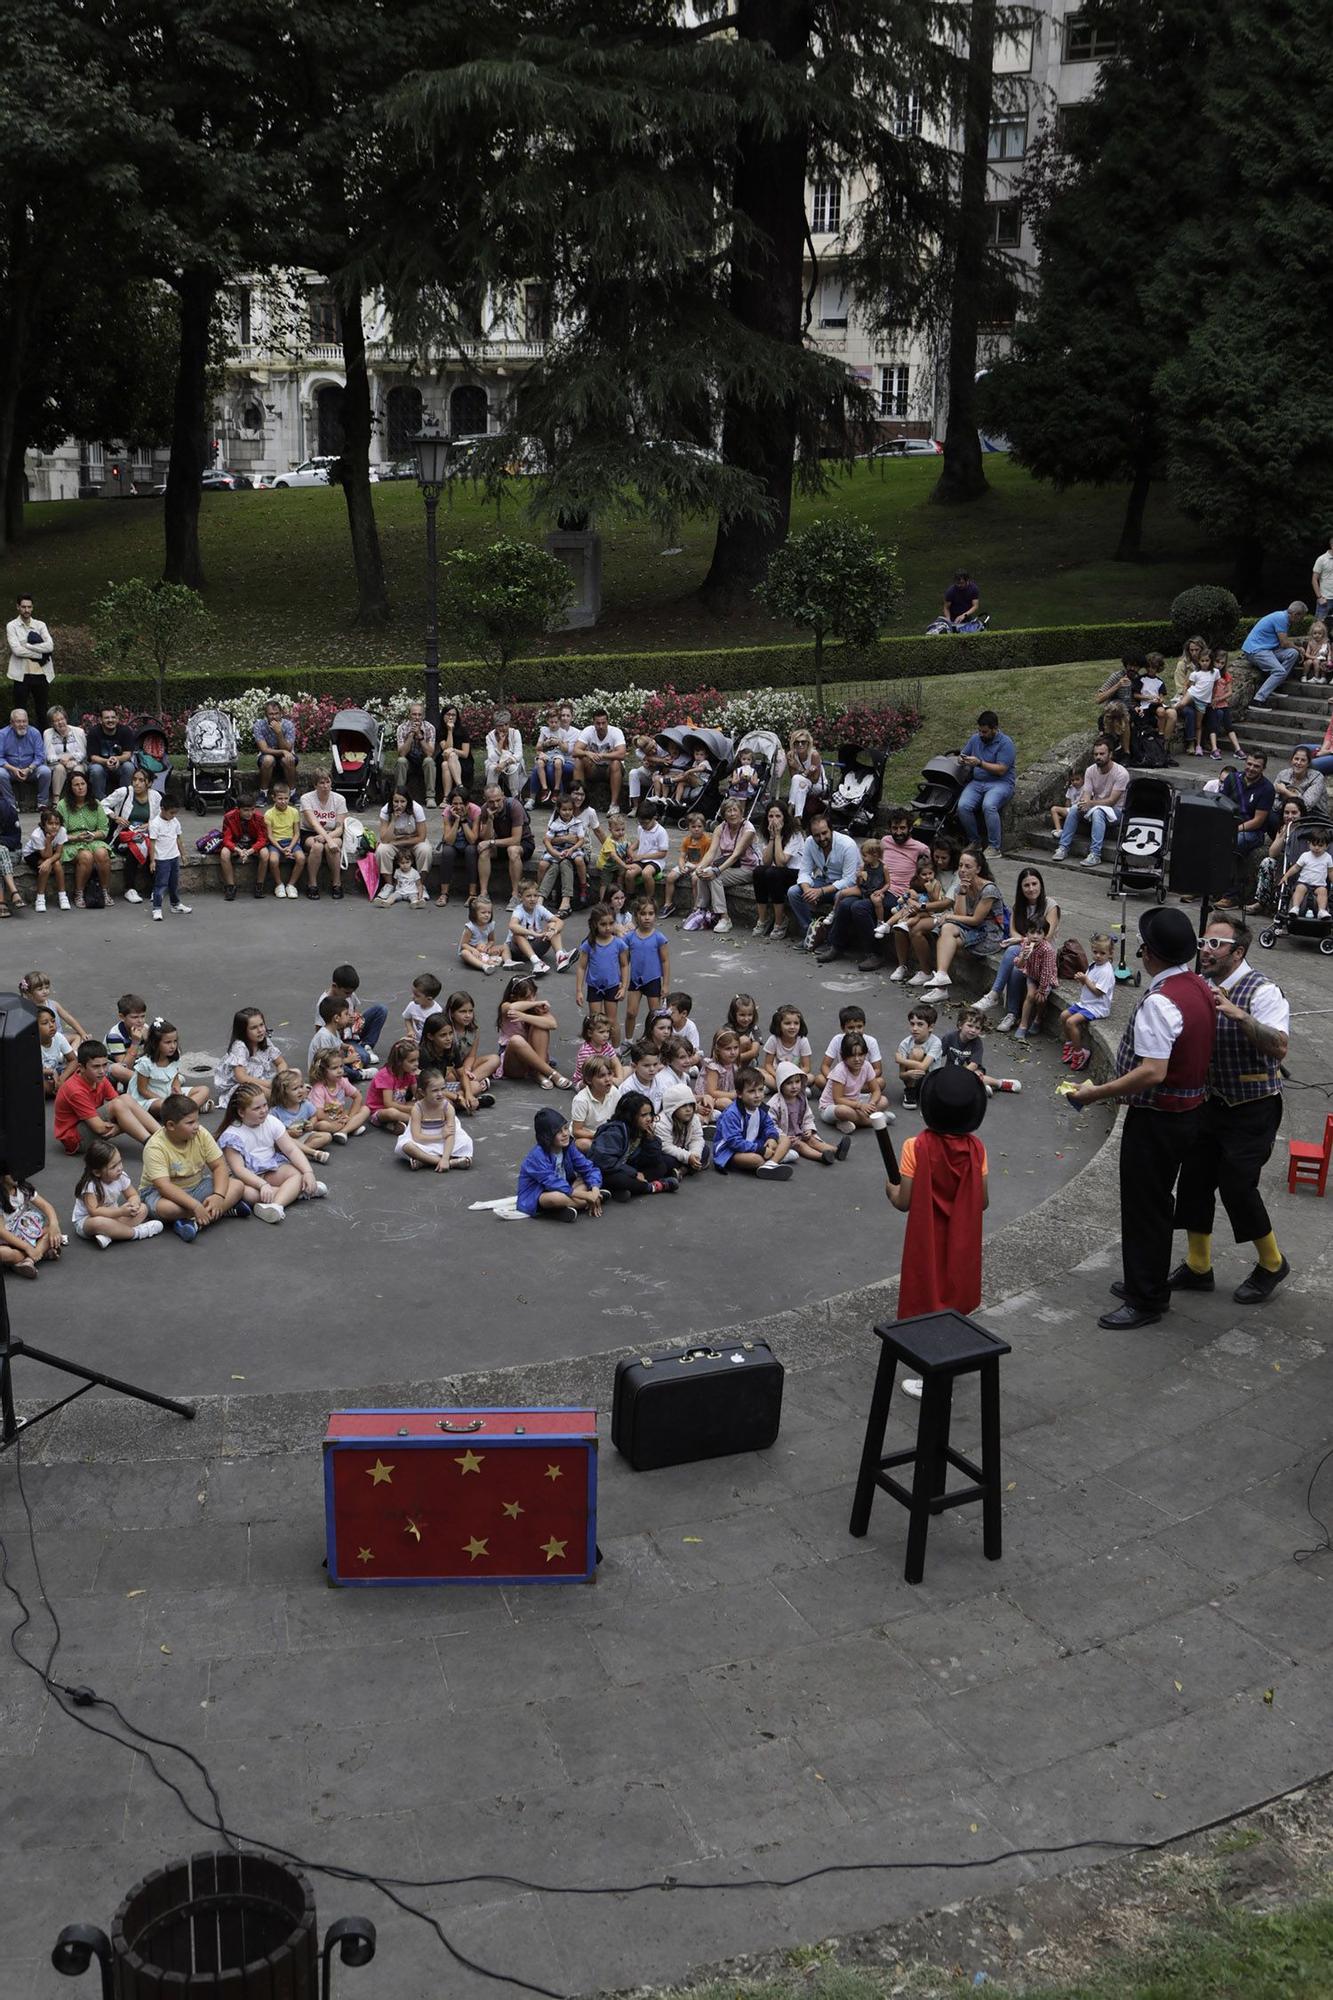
<box><xmin>411</xmin><ymin>428</ymin><xmax>451</xmax><ymax>729</ymax></box>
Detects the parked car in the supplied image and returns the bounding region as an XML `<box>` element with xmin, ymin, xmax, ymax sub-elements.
<box><xmin>863</xmin><ymin>436</ymin><xmax>943</xmax><ymax>458</ymax></box>
<box><xmin>201</xmin><ymin>469</ymin><xmax>254</xmax><ymax>490</ymax></box>
<box><xmin>271</xmin><ymin>457</ymin><xmax>338</xmax><ymax>488</ymax></box>
<box><xmin>252</xmin><ymin>472</ymin><xmax>278</xmax><ymax>490</ymax></box>
<box><xmin>375</xmin><ymin>459</ymin><xmax>418</xmax><ymax>481</ymax></box>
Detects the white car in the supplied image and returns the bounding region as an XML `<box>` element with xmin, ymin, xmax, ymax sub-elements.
<box><xmin>271</xmin><ymin>457</ymin><xmax>337</xmax><ymax>488</ymax></box>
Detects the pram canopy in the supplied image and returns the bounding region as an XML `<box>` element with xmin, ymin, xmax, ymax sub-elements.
<box><xmin>186</xmin><ymin>708</ymin><xmax>238</xmax><ymax>763</ymax></box>
<box><xmin>133</xmin><ymin>721</ymin><xmax>170</xmax><ymax>776</ymax></box>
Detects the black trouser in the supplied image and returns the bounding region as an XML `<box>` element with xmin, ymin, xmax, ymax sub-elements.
<box><xmin>1118</xmin><ymin>1105</ymin><xmax>1200</xmax><ymax>1310</ymax></box>
<box><xmin>1175</xmin><ymin>1093</ymin><xmax>1283</xmax><ymax>1246</ymax></box>
<box><xmin>19</xmin><ymin>673</ymin><xmax>49</xmax><ymax>729</ymax></box>
<box><xmin>435</xmin><ymin>840</ymin><xmax>479</xmax><ymax>893</ymax></box>
<box><xmin>752</xmin><ymin>863</ymin><xmax>798</xmax><ymax>906</ymax></box>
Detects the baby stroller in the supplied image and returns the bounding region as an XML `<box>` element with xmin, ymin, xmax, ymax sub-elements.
<box><xmin>925</xmin><ymin>613</ymin><xmax>991</xmax><ymax>636</ymax></box>
<box><xmin>132</xmin><ymin>720</ymin><xmax>173</xmax><ymax>797</ymax></box>
<box><xmin>1109</xmin><ymin>774</ymin><xmax>1173</xmax><ymax>902</ymax></box>
<box><xmin>185</xmin><ymin>707</ymin><xmax>239</xmax><ymax>812</ymax></box>
<box><xmin>719</xmin><ymin>727</ymin><xmax>785</xmax><ymax>824</ymax></box>
<box><xmin>1258</xmin><ymin>812</ymin><xmax>1333</xmax><ymax>957</ymax></box>
<box><xmin>659</xmin><ymin>725</ymin><xmax>732</xmax><ymax>823</ymax></box>
<box><xmin>908</xmin><ymin>753</ymin><xmax>968</xmax><ymax>843</ymax></box>
<box><xmin>828</xmin><ymin>743</ymin><xmax>887</xmax><ymax>835</ymax></box>
<box><xmin>331</xmin><ymin>708</ymin><xmax>384</xmax><ymax>806</ymax></box>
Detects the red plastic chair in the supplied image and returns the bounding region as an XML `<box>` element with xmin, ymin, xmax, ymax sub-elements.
<box><xmin>1288</xmin><ymin>1113</ymin><xmax>1333</xmax><ymax>1197</ymax></box>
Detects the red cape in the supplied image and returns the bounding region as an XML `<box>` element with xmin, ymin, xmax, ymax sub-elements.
<box><xmin>898</xmin><ymin>1131</ymin><xmax>986</xmax><ymax>1320</ymax></box>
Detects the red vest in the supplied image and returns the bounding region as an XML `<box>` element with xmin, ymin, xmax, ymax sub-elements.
<box><xmin>1117</xmin><ymin>967</ymin><xmax>1216</xmax><ymax>1112</ymax></box>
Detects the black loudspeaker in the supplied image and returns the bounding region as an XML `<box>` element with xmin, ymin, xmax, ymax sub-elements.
<box><xmin>1167</xmin><ymin>792</ymin><xmax>1240</xmax><ymax>897</ymax></box>
<box><xmin>0</xmin><ymin>994</ymin><xmax>45</xmax><ymax>1182</ymax></box>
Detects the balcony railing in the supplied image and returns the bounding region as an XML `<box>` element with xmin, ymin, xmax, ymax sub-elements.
<box><xmin>230</xmin><ymin>339</ymin><xmax>547</xmax><ymax>368</ymax></box>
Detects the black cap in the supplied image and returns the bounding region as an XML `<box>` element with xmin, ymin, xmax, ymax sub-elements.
<box><xmin>919</xmin><ymin>1065</ymin><xmax>987</xmax><ymax>1136</ymax></box>
<box><xmin>1139</xmin><ymin>906</ymin><xmax>1197</xmax><ymax>964</ymax></box>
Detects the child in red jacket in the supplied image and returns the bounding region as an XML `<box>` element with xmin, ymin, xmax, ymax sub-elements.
<box><xmin>219</xmin><ymin>804</ymin><xmax>268</xmax><ymax>900</ymax></box>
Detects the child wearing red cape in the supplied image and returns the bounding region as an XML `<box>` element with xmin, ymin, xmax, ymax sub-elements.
<box><xmin>887</xmin><ymin>1066</ymin><xmax>989</xmax><ymax>1393</ymax></box>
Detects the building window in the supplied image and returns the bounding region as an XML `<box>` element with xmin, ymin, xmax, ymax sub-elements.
<box><xmin>986</xmin><ymin>201</ymin><xmax>1022</xmax><ymax>247</ymax></box>
<box><xmin>387</xmin><ymin>384</ymin><xmax>423</xmax><ymax>458</ymax></box>
<box><xmin>818</xmin><ymin>275</ymin><xmax>849</xmax><ymax>329</ymax></box>
<box><xmin>1064</xmin><ymin>14</ymin><xmax>1121</xmax><ymax>60</ymax></box>
<box><xmin>1052</xmin><ymin>103</ymin><xmax>1091</xmax><ymax>150</ymax></box>
<box><xmin>523</xmin><ymin>282</ymin><xmax>551</xmax><ymax>342</ymax></box>
<box><xmin>235</xmin><ymin>286</ymin><xmax>252</xmax><ymax>346</ymax></box>
<box><xmin>810</xmin><ymin>179</ymin><xmax>841</xmax><ymax>234</ymax></box>
<box><xmin>316</xmin><ymin>384</ymin><xmax>345</xmax><ymax>456</ymax></box>
<box><xmin>987</xmin><ymin>117</ymin><xmax>1027</xmax><ymax>161</ymax></box>
<box><xmin>450</xmin><ymin>383</ymin><xmax>489</xmax><ymax>438</ymax></box>
<box><xmin>878</xmin><ymin>364</ymin><xmax>910</xmax><ymax>420</ymax></box>
<box><xmin>893</xmin><ymin>94</ymin><xmax>923</xmax><ymax>139</ymax></box>
<box><xmin>309</xmin><ymin>292</ymin><xmax>340</xmax><ymax>344</ymax></box>
<box><xmin>241</xmin><ymin>401</ymin><xmax>263</xmax><ymax>432</ymax></box>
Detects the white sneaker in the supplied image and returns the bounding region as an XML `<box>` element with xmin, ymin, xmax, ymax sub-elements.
<box><xmin>868</xmin><ymin>1111</ymin><xmax>890</xmax><ymax>1130</ymax></box>
<box><xmin>254</xmin><ymin>1201</ymin><xmax>284</xmax><ymax>1223</ymax></box>
<box><xmin>531</xmin><ymin>959</ymin><xmax>550</xmax><ymax>975</ymax></box>
<box><xmin>925</xmin><ymin>972</ymin><xmax>951</xmax><ymax>988</ymax></box>
<box><xmin>172</xmin><ymin>902</ymin><xmax>193</xmax><ymax>914</ymax></box>
<box><xmin>713</xmin><ymin>918</ymin><xmax>732</xmax><ymax>934</ymax></box>
<box><xmin>997</xmin><ymin>1012</ymin><xmax>1016</xmax><ymax>1032</ymax></box>
<box><xmin>902</xmin><ymin>1376</ymin><xmax>924</xmax><ymax>1400</ymax></box>
<box><xmin>973</xmin><ymin>991</ymin><xmax>1001</xmax><ymax>1015</ymax></box>
<box><xmin>1081</xmin><ymin>854</ymin><xmax>1101</xmax><ymax>869</ymax></box>
<box><xmin>34</xmin><ymin>894</ymin><xmax>46</xmax><ymax>913</ymax></box>
<box><xmin>556</xmin><ymin>949</ymin><xmax>575</xmax><ymax>971</ymax></box>
<box><xmin>907</xmin><ymin>970</ymin><xmax>932</xmax><ymax>986</ymax></box>
<box><xmin>152</xmin><ymin>908</ymin><xmax>163</xmax><ymax>921</ymax></box>
<box><xmin>310</xmin><ymin>1181</ymin><xmax>329</xmax><ymax>1198</ymax></box>
<box><xmin>1053</xmin><ymin>848</ymin><xmax>1071</xmax><ymax>863</ymax></box>
<box><xmin>889</xmin><ymin>965</ymin><xmax>908</xmax><ymax>982</ymax></box>
<box><xmin>57</xmin><ymin>892</ymin><xmax>71</xmax><ymax>910</ymax></box>
<box><xmin>94</xmin><ymin>1233</ymin><xmax>113</xmax><ymax>1251</ymax></box>
<box><xmin>836</xmin><ymin>1119</ymin><xmax>856</xmax><ymax>1135</ymax></box>
<box><xmin>133</xmin><ymin>1221</ymin><xmax>165</xmax><ymax>1240</ymax></box>
<box><xmin>124</xmin><ymin>888</ymin><xmax>142</xmax><ymax>904</ymax></box>
<box><xmin>376</xmin><ymin>884</ymin><xmax>394</xmax><ymax>903</ymax></box>
<box><xmin>873</xmin><ymin>920</ymin><xmax>893</xmax><ymax>939</ymax></box>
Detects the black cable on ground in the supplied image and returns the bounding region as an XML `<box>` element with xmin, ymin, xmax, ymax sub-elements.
<box><xmin>3</xmin><ymin>1426</ymin><xmax>1331</xmax><ymax>1998</ymax></box>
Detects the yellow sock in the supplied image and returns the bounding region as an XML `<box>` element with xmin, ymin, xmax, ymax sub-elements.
<box><xmin>1253</xmin><ymin>1232</ymin><xmax>1283</xmax><ymax>1273</ymax></box>
<box><xmin>1186</xmin><ymin>1232</ymin><xmax>1212</xmax><ymax>1275</ymax></box>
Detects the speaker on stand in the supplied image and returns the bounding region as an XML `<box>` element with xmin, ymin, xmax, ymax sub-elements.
<box><xmin>1166</xmin><ymin>792</ymin><xmax>1242</xmax><ymax>923</ymax></box>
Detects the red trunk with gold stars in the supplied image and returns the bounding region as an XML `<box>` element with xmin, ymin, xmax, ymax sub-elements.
<box><xmin>323</xmin><ymin>1409</ymin><xmax>598</xmax><ymax>1585</ymax></box>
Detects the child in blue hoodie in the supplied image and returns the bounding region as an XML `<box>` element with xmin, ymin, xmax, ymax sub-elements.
<box><xmin>712</xmin><ymin>1068</ymin><xmax>794</xmax><ymax>1179</ymax></box>
<box><xmin>516</xmin><ymin>1107</ymin><xmax>604</xmax><ymax>1221</ymax></box>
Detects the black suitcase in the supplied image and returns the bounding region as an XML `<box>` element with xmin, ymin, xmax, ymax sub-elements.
<box><xmin>611</xmin><ymin>1338</ymin><xmax>784</xmax><ymax>1471</ymax></box>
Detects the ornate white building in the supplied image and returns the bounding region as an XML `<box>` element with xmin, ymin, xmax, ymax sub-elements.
<box><xmin>29</xmin><ymin>5</ymin><xmax>1107</xmax><ymax>496</ymax></box>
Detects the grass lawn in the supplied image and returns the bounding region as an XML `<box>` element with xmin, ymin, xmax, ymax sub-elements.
<box><xmin>1</xmin><ymin>459</ymin><xmax>1219</xmax><ymax>675</ymax></box>
<box><xmin>685</xmin><ymin>1899</ymin><xmax>1333</xmax><ymax>2000</ymax></box>
<box><xmin>821</xmin><ymin>657</ymin><xmax>1105</xmax><ymax>803</ymax></box>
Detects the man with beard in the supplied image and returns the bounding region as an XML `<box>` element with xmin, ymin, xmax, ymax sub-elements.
<box><xmin>1171</xmin><ymin>913</ymin><xmax>1291</xmax><ymax>1304</ymax></box>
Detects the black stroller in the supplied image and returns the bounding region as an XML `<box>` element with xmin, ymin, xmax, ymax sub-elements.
<box><xmin>331</xmin><ymin>708</ymin><xmax>384</xmax><ymax>807</ymax></box>
<box><xmin>657</xmin><ymin>725</ymin><xmax>731</xmax><ymax>823</ymax></box>
<box><xmin>718</xmin><ymin>727</ymin><xmax>783</xmax><ymax>824</ymax></box>
<box><xmin>1109</xmin><ymin>775</ymin><xmax>1173</xmax><ymax>902</ymax></box>
<box><xmin>132</xmin><ymin>720</ymin><xmax>173</xmax><ymax>796</ymax></box>
<box><xmin>908</xmin><ymin>753</ymin><xmax>968</xmax><ymax>843</ymax></box>
<box><xmin>1258</xmin><ymin>812</ymin><xmax>1333</xmax><ymax>957</ymax></box>
<box><xmin>828</xmin><ymin>743</ymin><xmax>887</xmax><ymax>835</ymax></box>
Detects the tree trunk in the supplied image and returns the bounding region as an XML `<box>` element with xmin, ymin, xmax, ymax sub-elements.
<box><xmin>932</xmin><ymin>0</ymin><xmax>996</xmax><ymax>508</ymax></box>
<box><xmin>337</xmin><ymin>284</ymin><xmax>390</xmax><ymax>624</ymax></box>
<box><xmin>1114</xmin><ymin>459</ymin><xmax>1152</xmax><ymax>561</ymax></box>
<box><xmin>162</xmin><ymin>269</ymin><xmax>215</xmax><ymax>589</ymax></box>
<box><xmin>4</xmin><ymin>442</ymin><xmax>25</xmax><ymax>544</ymax></box>
<box><xmin>699</xmin><ymin>0</ymin><xmax>812</xmax><ymax>611</ymax></box>
<box><xmin>813</xmin><ymin>629</ymin><xmax>825</xmax><ymax>713</ymax></box>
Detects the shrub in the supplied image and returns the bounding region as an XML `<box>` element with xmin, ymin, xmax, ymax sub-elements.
<box><xmin>827</xmin><ymin>693</ymin><xmax>924</xmax><ymax>752</ymax></box>
<box><xmin>1170</xmin><ymin>586</ymin><xmax>1241</xmax><ymax>650</ymax></box>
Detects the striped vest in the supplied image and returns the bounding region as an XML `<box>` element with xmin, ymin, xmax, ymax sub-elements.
<box><xmin>1209</xmin><ymin>967</ymin><xmax>1283</xmax><ymax>1105</ymax></box>
<box><xmin>1115</xmin><ymin>967</ymin><xmax>1215</xmax><ymax>1112</ymax></box>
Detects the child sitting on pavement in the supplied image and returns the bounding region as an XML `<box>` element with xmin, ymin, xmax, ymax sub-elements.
<box><xmin>655</xmin><ymin>1076</ymin><xmax>709</xmax><ymax>1175</ymax></box>
<box><xmin>712</xmin><ymin>1068</ymin><xmax>793</xmax><ymax>1180</ymax></box>
<box><xmin>938</xmin><ymin>1006</ymin><xmax>1006</xmax><ymax>1094</ymax></box>
<box><xmin>818</xmin><ymin>1031</ymin><xmax>893</xmax><ymax>1133</ymax></box>
<box><xmin>894</xmin><ymin>1004</ymin><xmax>944</xmax><ymax>1109</ymax></box>
<box><xmin>517</xmin><ymin>1108</ymin><xmax>604</xmax><ymax>1221</ymax></box>
<box><xmin>71</xmin><ymin>1138</ymin><xmax>163</xmax><ymax>1250</ymax></box>
<box><xmin>1</xmin><ymin>1172</ymin><xmax>63</xmax><ymax>1277</ymax></box>
<box><xmin>773</xmin><ymin>1061</ymin><xmax>850</xmax><ymax>1165</ymax></box>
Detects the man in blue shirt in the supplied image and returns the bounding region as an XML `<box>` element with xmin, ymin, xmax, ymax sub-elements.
<box><xmin>1244</xmin><ymin>601</ymin><xmax>1307</xmax><ymax>705</ymax></box>
<box><xmin>0</xmin><ymin>707</ymin><xmax>52</xmax><ymax>808</ymax></box>
<box><xmin>785</xmin><ymin>810</ymin><xmax>860</xmax><ymax>936</ymax></box>
<box><xmin>955</xmin><ymin>710</ymin><xmax>1017</xmax><ymax>855</ymax></box>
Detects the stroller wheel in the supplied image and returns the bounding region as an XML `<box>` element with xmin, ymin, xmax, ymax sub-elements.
<box><xmin>1257</xmin><ymin>929</ymin><xmax>1276</xmax><ymax>950</ymax></box>
<box><xmin>1321</xmin><ymin>935</ymin><xmax>1333</xmax><ymax>957</ymax></box>
<box><xmin>1155</xmin><ymin>883</ymin><xmax>1167</xmax><ymax>903</ymax></box>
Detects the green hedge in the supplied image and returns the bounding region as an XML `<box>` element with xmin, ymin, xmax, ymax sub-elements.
<box><xmin>10</xmin><ymin>619</ymin><xmax>1174</xmax><ymax>720</ymax></box>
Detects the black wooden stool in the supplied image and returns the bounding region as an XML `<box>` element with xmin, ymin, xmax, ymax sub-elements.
<box><xmin>848</xmin><ymin>1312</ymin><xmax>1011</xmax><ymax>1584</ymax></box>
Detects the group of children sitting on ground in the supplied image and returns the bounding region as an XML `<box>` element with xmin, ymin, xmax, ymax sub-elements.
<box><xmin>4</xmin><ymin>913</ymin><xmax>1053</xmax><ymax>1265</ymax></box>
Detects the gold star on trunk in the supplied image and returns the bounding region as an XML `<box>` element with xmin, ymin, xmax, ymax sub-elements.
<box><xmin>405</xmin><ymin>1519</ymin><xmax>423</xmax><ymax>1542</ymax></box>
<box><xmin>501</xmin><ymin>1500</ymin><xmax>523</xmax><ymax>1520</ymax></box>
<box><xmin>356</xmin><ymin>1547</ymin><xmax>374</xmax><ymax>1564</ymax></box>
<box><xmin>365</xmin><ymin>1459</ymin><xmax>394</xmax><ymax>1486</ymax></box>
<box><xmin>462</xmin><ymin>1536</ymin><xmax>489</xmax><ymax>1560</ymax></box>
<box><xmin>454</xmin><ymin>1450</ymin><xmax>485</xmax><ymax>1475</ymax></box>
<box><xmin>540</xmin><ymin>1536</ymin><xmax>568</xmax><ymax>1563</ymax></box>
<box><xmin>544</xmin><ymin>1463</ymin><xmax>563</xmax><ymax>1481</ymax></box>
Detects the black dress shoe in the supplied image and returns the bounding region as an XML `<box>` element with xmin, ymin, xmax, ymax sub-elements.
<box><xmin>1234</xmin><ymin>1255</ymin><xmax>1290</xmax><ymax>1304</ymax></box>
<box><xmin>1098</xmin><ymin>1301</ymin><xmax>1163</xmax><ymax>1329</ymax></box>
<box><xmin>1110</xmin><ymin>1281</ymin><xmax>1171</xmax><ymax>1305</ymax></box>
<box><xmin>1167</xmin><ymin>1262</ymin><xmax>1215</xmax><ymax>1291</ymax></box>
<box><xmin>857</xmin><ymin>955</ymin><xmax>884</xmax><ymax>972</ymax></box>
<box><xmin>815</xmin><ymin>948</ymin><xmax>839</xmax><ymax>964</ymax></box>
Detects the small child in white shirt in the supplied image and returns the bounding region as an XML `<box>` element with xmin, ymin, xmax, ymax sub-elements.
<box><xmin>1059</xmin><ymin>933</ymin><xmax>1116</xmax><ymax>1071</ymax></box>
<box><xmin>1283</xmin><ymin>831</ymin><xmax>1333</xmax><ymax>919</ymax></box>
<box><xmin>507</xmin><ymin>879</ymin><xmax>564</xmax><ymax>972</ymax></box>
<box><xmin>402</xmin><ymin>973</ymin><xmax>444</xmax><ymax>1040</ymax></box>
<box><xmin>458</xmin><ymin>895</ymin><xmax>508</xmax><ymax>974</ymax></box>
<box><xmin>894</xmin><ymin>1004</ymin><xmax>944</xmax><ymax>1108</ymax></box>
<box><xmin>148</xmin><ymin>807</ymin><xmax>191</xmax><ymax>919</ymax></box>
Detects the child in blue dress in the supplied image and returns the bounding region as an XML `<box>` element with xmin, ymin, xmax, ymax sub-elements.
<box><xmin>573</xmin><ymin>902</ymin><xmax>630</xmax><ymax>1043</ymax></box>
<box><xmin>622</xmin><ymin>897</ymin><xmax>670</xmax><ymax>1042</ymax></box>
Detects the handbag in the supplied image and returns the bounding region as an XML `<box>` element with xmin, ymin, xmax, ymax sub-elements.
<box><xmin>1057</xmin><ymin>937</ymin><xmax>1089</xmax><ymax>980</ymax></box>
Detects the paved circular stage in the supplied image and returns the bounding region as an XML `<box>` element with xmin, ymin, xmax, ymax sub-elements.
<box><xmin>15</xmin><ymin>897</ymin><xmax>1110</xmax><ymax>1401</ymax></box>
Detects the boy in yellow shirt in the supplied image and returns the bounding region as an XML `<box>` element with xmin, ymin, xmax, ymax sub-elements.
<box><xmin>261</xmin><ymin>783</ymin><xmax>306</xmax><ymax>899</ymax></box>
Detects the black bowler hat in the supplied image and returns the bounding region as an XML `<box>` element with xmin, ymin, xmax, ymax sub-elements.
<box><xmin>919</xmin><ymin>1065</ymin><xmax>987</xmax><ymax>1136</ymax></box>
<box><xmin>1139</xmin><ymin>906</ymin><xmax>1198</xmax><ymax>964</ymax></box>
